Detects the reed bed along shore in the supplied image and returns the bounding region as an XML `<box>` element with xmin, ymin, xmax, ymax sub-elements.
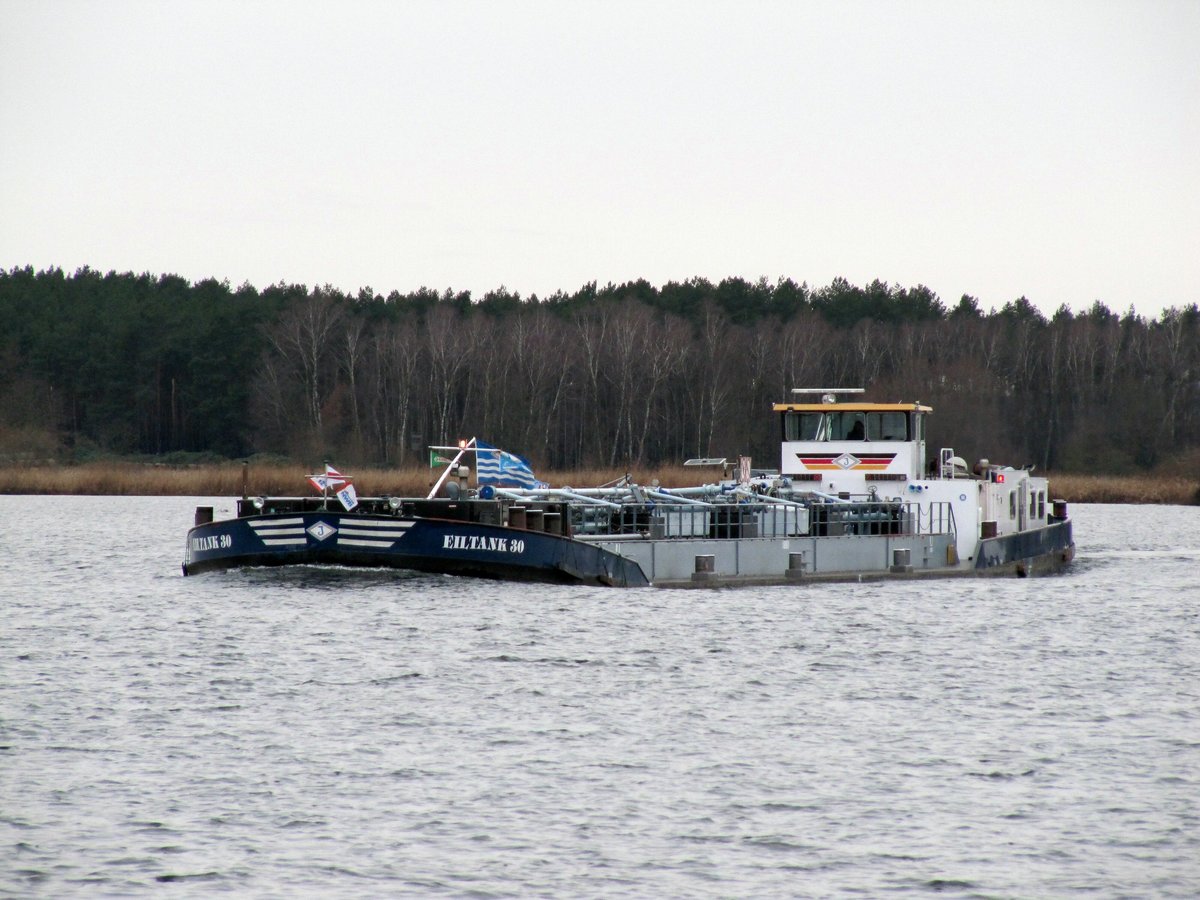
<box><xmin>0</xmin><ymin>463</ymin><xmax>711</xmax><ymax>499</ymax></box>
<box><xmin>0</xmin><ymin>462</ymin><xmax>1196</xmax><ymax>505</ymax></box>
<box><xmin>1044</xmin><ymin>473</ymin><xmax>1199</xmax><ymax>506</ymax></box>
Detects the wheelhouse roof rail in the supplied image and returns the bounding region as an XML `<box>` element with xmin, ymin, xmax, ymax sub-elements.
<box><xmin>789</xmin><ymin>388</ymin><xmax>865</xmax><ymax>394</ymax></box>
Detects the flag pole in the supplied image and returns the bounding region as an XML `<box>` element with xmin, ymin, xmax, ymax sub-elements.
<box><xmin>426</xmin><ymin>438</ymin><xmax>476</xmax><ymax>500</ymax></box>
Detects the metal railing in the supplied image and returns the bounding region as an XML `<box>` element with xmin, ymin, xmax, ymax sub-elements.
<box><xmin>571</xmin><ymin>499</ymin><xmax>956</xmax><ymax>541</ymax></box>
<box><xmin>571</xmin><ymin>502</ymin><xmax>807</xmax><ymax>539</ymax></box>
<box><xmin>235</xmin><ymin>493</ymin><xmax>957</xmax><ymax>543</ymax></box>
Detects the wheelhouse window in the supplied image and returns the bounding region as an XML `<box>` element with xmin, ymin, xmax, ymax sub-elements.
<box><xmin>783</xmin><ymin>410</ymin><xmax>912</xmax><ymax>441</ymax></box>
<box><xmin>870</xmin><ymin>412</ymin><xmax>909</xmax><ymax>441</ymax></box>
<box><xmin>783</xmin><ymin>412</ymin><xmax>825</xmax><ymax>441</ymax></box>
<box><xmin>832</xmin><ymin>413</ymin><xmax>867</xmax><ymax>440</ymax></box>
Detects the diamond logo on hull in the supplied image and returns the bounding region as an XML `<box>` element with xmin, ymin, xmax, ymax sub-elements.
<box><xmin>834</xmin><ymin>453</ymin><xmax>860</xmax><ymax>470</ymax></box>
<box><xmin>307</xmin><ymin>521</ymin><xmax>337</xmax><ymax>541</ymax></box>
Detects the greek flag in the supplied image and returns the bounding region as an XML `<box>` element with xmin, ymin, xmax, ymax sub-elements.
<box><xmin>475</xmin><ymin>440</ymin><xmax>541</xmax><ymax>490</ymax></box>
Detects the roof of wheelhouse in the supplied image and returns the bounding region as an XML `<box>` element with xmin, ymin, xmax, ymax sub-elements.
<box><xmin>772</xmin><ymin>401</ymin><xmax>933</xmax><ymax>413</ymax></box>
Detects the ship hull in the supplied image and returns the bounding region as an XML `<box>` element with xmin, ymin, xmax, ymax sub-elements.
<box><xmin>184</xmin><ymin>512</ymin><xmax>650</xmax><ymax>587</ymax></box>
<box><xmin>594</xmin><ymin>517</ymin><xmax>1074</xmax><ymax>586</ymax></box>
<box><xmin>184</xmin><ymin>508</ymin><xmax>1073</xmax><ymax>587</ymax></box>
<box><xmin>974</xmin><ymin>518</ymin><xmax>1075</xmax><ymax>576</ymax></box>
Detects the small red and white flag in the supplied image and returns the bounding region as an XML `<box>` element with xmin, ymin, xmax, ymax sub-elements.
<box><xmin>308</xmin><ymin>464</ymin><xmax>351</xmax><ymax>493</ymax></box>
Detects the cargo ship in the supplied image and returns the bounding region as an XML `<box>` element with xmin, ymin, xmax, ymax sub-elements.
<box><xmin>183</xmin><ymin>389</ymin><xmax>1074</xmax><ymax>585</ymax></box>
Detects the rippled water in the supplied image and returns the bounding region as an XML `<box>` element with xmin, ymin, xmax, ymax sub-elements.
<box><xmin>2</xmin><ymin>497</ymin><xmax>1199</xmax><ymax>897</ymax></box>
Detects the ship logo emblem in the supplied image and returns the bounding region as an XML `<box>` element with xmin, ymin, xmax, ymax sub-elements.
<box><xmin>307</xmin><ymin>521</ymin><xmax>337</xmax><ymax>541</ymax></box>
<box><xmin>834</xmin><ymin>453</ymin><xmax>860</xmax><ymax>470</ymax></box>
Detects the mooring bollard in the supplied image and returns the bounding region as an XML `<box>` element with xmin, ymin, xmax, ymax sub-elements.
<box><xmin>890</xmin><ymin>547</ymin><xmax>913</xmax><ymax>574</ymax></box>
<box><xmin>785</xmin><ymin>550</ymin><xmax>806</xmax><ymax>580</ymax></box>
<box><xmin>194</xmin><ymin>506</ymin><xmax>213</xmax><ymax>526</ymax></box>
<box><xmin>508</xmin><ymin>506</ymin><xmax>527</xmax><ymax>529</ymax></box>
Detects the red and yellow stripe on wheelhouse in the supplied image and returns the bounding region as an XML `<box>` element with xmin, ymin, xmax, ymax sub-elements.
<box><xmin>795</xmin><ymin>452</ymin><xmax>897</xmax><ymax>472</ymax></box>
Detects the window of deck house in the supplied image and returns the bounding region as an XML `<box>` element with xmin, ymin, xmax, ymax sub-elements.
<box><xmin>784</xmin><ymin>411</ymin><xmax>912</xmax><ymax>441</ymax></box>
<box><xmin>784</xmin><ymin>412</ymin><xmax>824</xmax><ymax>442</ymax></box>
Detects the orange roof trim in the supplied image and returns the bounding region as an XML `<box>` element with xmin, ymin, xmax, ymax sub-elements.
<box><xmin>772</xmin><ymin>402</ymin><xmax>934</xmax><ymax>413</ymax></box>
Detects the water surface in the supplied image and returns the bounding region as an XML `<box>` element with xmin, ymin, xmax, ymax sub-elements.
<box><xmin>3</xmin><ymin>498</ymin><xmax>1198</xmax><ymax>896</ymax></box>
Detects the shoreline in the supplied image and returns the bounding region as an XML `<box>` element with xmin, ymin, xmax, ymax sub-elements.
<box><xmin>0</xmin><ymin>463</ymin><xmax>1196</xmax><ymax>506</ymax></box>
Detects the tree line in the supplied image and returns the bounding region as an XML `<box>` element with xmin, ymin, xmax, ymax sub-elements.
<box><xmin>1</xmin><ymin>265</ymin><xmax>1197</xmax><ymax>475</ymax></box>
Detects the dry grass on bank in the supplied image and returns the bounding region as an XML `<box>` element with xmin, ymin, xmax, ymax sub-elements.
<box><xmin>0</xmin><ymin>462</ymin><xmax>710</xmax><ymax>498</ymax></box>
<box><xmin>1045</xmin><ymin>473</ymin><xmax>1199</xmax><ymax>506</ymax></box>
<box><xmin>0</xmin><ymin>461</ymin><xmax>1196</xmax><ymax>504</ymax></box>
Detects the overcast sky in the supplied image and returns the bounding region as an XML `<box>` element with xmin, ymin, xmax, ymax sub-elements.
<box><xmin>2</xmin><ymin>1</ymin><xmax>1196</xmax><ymax>316</ymax></box>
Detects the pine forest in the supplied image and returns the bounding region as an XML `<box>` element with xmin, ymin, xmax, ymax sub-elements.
<box><xmin>1</xmin><ymin>266</ymin><xmax>1197</xmax><ymax>478</ymax></box>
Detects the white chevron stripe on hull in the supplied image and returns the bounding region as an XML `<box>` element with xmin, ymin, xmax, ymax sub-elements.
<box><xmin>338</xmin><ymin>520</ymin><xmax>414</xmax><ymax>546</ymax></box>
